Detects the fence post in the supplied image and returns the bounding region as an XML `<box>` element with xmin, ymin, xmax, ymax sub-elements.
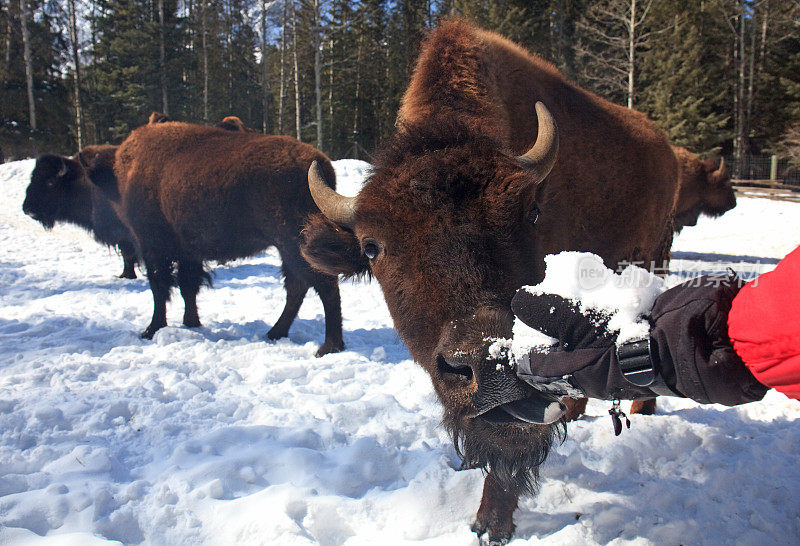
<box><xmin>770</xmin><ymin>155</ymin><xmax>778</xmax><ymax>187</ymax></box>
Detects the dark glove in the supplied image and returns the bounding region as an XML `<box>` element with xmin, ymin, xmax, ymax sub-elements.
<box><xmin>511</xmin><ymin>275</ymin><xmax>769</xmax><ymax>406</ymax></box>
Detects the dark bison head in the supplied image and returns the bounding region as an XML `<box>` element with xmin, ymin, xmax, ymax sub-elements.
<box><xmin>675</xmin><ymin>155</ymin><xmax>736</xmax><ymax>229</ymax></box>
<box><xmin>302</xmin><ymin>103</ymin><xmax>562</xmax><ymax>492</ymax></box>
<box><xmin>22</xmin><ymin>154</ymin><xmax>87</xmax><ymax>230</ymax></box>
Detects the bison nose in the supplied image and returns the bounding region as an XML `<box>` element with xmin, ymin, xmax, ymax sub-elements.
<box><xmin>436</xmin><ymin>354</ymin><xmax>474</xmax><ymax>382</ymax></box>
<box><xmin>437</xmin><ymin>351</ymin><xmax>530</xmax><ymax>414</ymax></box>
<box><xmin>22</xmin><ymin>205</ymin><xmax>38</xmax><ymax>222</ymax></box>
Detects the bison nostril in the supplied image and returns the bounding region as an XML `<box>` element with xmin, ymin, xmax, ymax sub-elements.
<box><xmin>437</xmin><ymin>355</ymin><xmax>474</xmax><ymax>381</ymax></box>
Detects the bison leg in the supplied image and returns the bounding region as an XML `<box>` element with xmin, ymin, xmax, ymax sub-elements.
<box><xmin>472</xmin><ymin>472</ymin><xmax>519</xmax><ymax>545</ymax></box>
<box><xmin>630</xmin><ymin>398</ymin><xmax>657</xmax><ymax>415</ymax></box>
<box><xmin>266</xmin><ymin>264</ymin><xmax>308</xmax><ymax>341</ymax></box>
<box><xmin>142</xmin><ymin>257</ymin><xmax>173</xmax><ymax>339</ymax></box>
<box><xmin>177</xmin><ymin>259</ymin><xmax>205</xmax><ymax>328</ymax></box>
<box><xmin>118</xmin><ymin>241</ymin><xmax>138</xmax><ymax>279</ymax></box>
<box><xmin>310</xmin><ymin>273</ymin><xmax>344</xmax><ymax>357</ymax></box>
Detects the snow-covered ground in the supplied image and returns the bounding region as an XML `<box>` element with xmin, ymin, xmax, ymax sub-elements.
<box><xmin>1</xmin><ymin>158</ymin><xmax>799</xmax><ymax>546</ymax></box>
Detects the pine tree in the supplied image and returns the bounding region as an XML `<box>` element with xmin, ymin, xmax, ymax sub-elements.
<box><xmin>638</xmin><ymin>10</ymin><xmax>728</xmax><ymax>153</ymax></box>
<box><xmin>87</xmin><ymin>0</ymin><xmax>184</xmax><ymax>141</ymax></box>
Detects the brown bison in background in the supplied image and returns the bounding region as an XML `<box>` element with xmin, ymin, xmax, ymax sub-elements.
<box><xmin>672</xmin><ymin>145</ymin><xmax>735</xmax><ymax>231</ymax></box>
<box><xmin>22</xmin><ymin>145</ymin><xmax>139</xmax><ymax>279</ymax></box>
<box><xmin>216</xmin><ymin>116</ymin><xmax>253</xmax><ymax>132</ymax></box>
<box><xmin>148</xmin><ymin>112</ymin><xmax>171</xmax><ymax>124</ymax></box>
<box><xmin>579</xmin><ymin>148</ymin><xmax>735</xmax><ymax>418</ymax></box>
<box><xmin>302</xmin><ymin>20</ymin><xmax>678</xmax><ymax>543</ymax></box>
<box><xmin>90</xmin><ymin>121</ymin><xmax>344</xmax><ymax>356</ymax></box>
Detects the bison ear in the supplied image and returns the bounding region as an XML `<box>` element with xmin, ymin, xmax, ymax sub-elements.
<box><xmin>515</xmin><ymin>168</ymin><xmax>551</xmax><ymax>223</ymax></box>
<box><xmin>301</xmin><ymin>214</ymin><xmax>370</xmax><ymax>278</ymax></box>
<box><xmin>76</xmin><ymin>149</ymin><xmax>93</xmax><ymax>168</ymax></box>
<box><xmin>42</xmin><ymin>156</ymin><xmax>81</xmax><ymax>187</ymax></box>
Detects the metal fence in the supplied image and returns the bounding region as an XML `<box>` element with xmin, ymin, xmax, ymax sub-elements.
<box><xmin>724</xmin><ymin>155</ymin><xmax>800</xmax><ymax>186</ymax></box>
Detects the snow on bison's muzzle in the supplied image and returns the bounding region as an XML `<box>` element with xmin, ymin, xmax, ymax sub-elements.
<box><xmin>436</xmin><ymin>310</ymin><xmax>566</xmax><ymax>426</ymax></box>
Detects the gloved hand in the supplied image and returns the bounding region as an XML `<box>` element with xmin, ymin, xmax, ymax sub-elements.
<box><xmin>511</xmin><ymin>274</ymin><xmax>769</xmax><ymax>406</ymax></box>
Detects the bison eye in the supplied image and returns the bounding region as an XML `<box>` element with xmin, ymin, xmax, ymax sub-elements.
<box><xmin>526</xmin><ymin>203</ymin><xmax>541</xmax><ymax>225</ymax></box>
<box><xmin>362</xmin><ymin>240</ymin><xmax>382</xmax><ymax>260</ymax></box>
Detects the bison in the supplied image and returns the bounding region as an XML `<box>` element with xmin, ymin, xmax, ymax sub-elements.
<box><xmin>578</xmin><ymin>146</ymin><xmax>735</xmax><ymax>418</ymax></box>
<box><xmin>22</xmin><ymin>145</ymin><xmax>139</xmax><ymax>279</ymax></box>
<box><xmin>671</xmin><ymin>145</ymin><xmax>735</xmax><ymax>231</ymax></box>
<box><xmin>216</xmin><ymin>115</ymin><xmax>253</xmax><ymax>132</ymax></box>
<box><xmin>89</xmin><ymin>121</ymin><xmax>344</xmax><ymax>356</ymax></box>
<box><xmin>301</xmin><ymin>20</ymin><xmax>678</xmax><ymax>543</ymax></box>
<box><xmin>148</xmin><ymin>111</ymin><xmax>171</xmax><ymax>124</ymax></box>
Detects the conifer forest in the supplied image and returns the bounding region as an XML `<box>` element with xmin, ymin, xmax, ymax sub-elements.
<box><xmin>1</xmin><ymin>0</ymin><xmax>799</xmax><ymax>178</ymax></box>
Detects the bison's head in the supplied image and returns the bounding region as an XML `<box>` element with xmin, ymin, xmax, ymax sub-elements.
<box><xmin>675</xmin><ymin>155</ymin><xmax>735</xmax><ymax>230</ymax></box>
<box><xmin>302</xmin><ymin>103</ymin><xmax>562</xmax><ymax>492</ymax></box>
<box><xmin>23</xmin><ymin>154</ymin><xmax>89</xmax><ymax>230</ymax></box>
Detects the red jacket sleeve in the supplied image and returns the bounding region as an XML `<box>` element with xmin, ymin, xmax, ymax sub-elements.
<box><xmin>728</xmin><ymin>245</ymin><xmax>800</xmax><ymax>399</ymax></box>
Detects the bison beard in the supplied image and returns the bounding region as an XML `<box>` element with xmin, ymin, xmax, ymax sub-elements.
<box><xmin>445</xmin><ymin>412</ymin><xmax>565</xmax><ymax>495</ymax></box>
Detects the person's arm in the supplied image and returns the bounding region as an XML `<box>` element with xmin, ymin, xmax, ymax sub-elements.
<box><xmin>512</xmin><ymin>274</ymin><xmax>768</xmax><ymax>406</ymax></box>
<box><xmin>729</xmin><ymin>245</ymin><xmax>800</xmax><ymax>400</ymax></box>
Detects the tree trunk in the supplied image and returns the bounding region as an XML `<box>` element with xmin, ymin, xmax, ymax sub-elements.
<box><xmin>158</xmin><ymin>0</ymin><xmax>168</xmax><ymax>114</ymax></box>
<box><xmin>328</xmin><ymin>36</ymin><xmax>333</xmax><ymax>126</ymax></box>
<box><xmin>278</xmin><ymin>0</ymin><xmax>287</xmax><ymax>134</ymax></box>
<box><xmin>19</xmin><ymin>0</ymin><xmax>35</xmax><ymax>135</ymax></box>
<box><xmin>201</xmin><ymin>0</ymin><xmax>209</xmax><ymax>123</ymax></box>
<box><xmin>291</xmin><ymin>0</ymin><xmax>301</xmax><ymax>140</ymax></box>
<box><xmin>746</xmin><ymin>9</ymin><xmax>756</xmax><ymax>141</ymax></box>
<box><xmin>747</xmin><ymin>0</ymin><xmax>769</xmax><ymax>141</ymax></box>
<box><xmin>89</xmin><ymin>0</ymin><xmax>100</xmax><ymax>144</ymax></box>
<box><xmin>757</xmin><ymin>0</ymin><xmax>768</xmax><ymax>78</ymax></box>
<box><xmin>627</xmin><ymin>0</ymin><xmax>636</xmax><ymax>109</ymax></box>
<box><xmin>261</xmin><ymin>0</ymin><xmax>269</xmax><ymax>133</ymax></box>
<box><xmin>313</xmin><ymin>0</ymin><xmax>322</xmax><ymax>149</ymax></box>
<box><xmin>2</xmin><ymin>0</ymin><xmax>12</xmax><ymax>87</ymax></box>
<box><xmin>226</xmin><ymin>0</ymin><xmax>233</xmax><ymax>113</ymax></box>
<box><xmin>352</xmin><ymin>35</ymin><xmax>362</xmax><ymax>136</ymax></box>
<box><xmin>68</xmin><ymin>0</ymin><xmax>84</xmax><ymax>149</ymax></box>
<box><xmin>734</xmin><ymin>1</ymin><xmax>747</xmax><ymax>174</ymax></box>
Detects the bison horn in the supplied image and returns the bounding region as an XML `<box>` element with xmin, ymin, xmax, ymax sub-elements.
<box><xmin>517</xmin><ymin>102</ymin><xmax>559</xmax><ymax>182</ymax></box>
<box><xmin>57</xmin><ymin>157</ymin><xmax>69</xmax><ymax>178</ymax></box>
<box><xmin>308</xmin><ymin>160</ymin><xmax>356</xmax><ymax>228</ymax></box>
<box><xmin>716</xmin><ymin>156</ymin><xmax>728</xmax><ymax>176</ymax></box>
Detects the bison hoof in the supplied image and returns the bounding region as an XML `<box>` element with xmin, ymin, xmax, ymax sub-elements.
<box><xmin>471</xmin><ymin>520</ymin><xmax>512</xmax><ymax>546</ymax></box>
<box><xmin>266</xmin><ymin>327</ymin><xmax>289</xmax><ymax>340</ymax></box>
<box><xmin>315</xmin><ymin>341</ymin><xmax>345</xmax><ymax>357</ymax></box>
<box><xmin>140</xmin><ymin>324</ymin><xmax>164</xmax><ymax>339</ymax></box>
<box><xmin>118</xmin><ymin>271</ymin><xmax>137</xmax><ymax>279</ymax></box>
<box><xmin>183</xmin><ymin>316</ymin><xmax>201</xmax><ymax>328</ymax></box>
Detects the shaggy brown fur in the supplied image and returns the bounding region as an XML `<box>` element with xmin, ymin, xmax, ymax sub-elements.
<box><xmin>672</xmin><ymin>146</ymin><xmax>735</xmax><ymax>231</ymax></box>
<box><xmin>216</xmin><ymin>116</ymin><xmax>254</xmax><ymax>132</ymax></box>
<box><xmin>302</xmin><ymin>20</ymin><xmax>678</xmax><ymax>543</ymax></box>
<box><xmin>98</xmin><ymin>121</ymin><xmax>343</xmax><ymax>356</ymax></box>
<box><xmin>148</xmin><ymin>112</ymin><xmax>171</xmax><ymax>124</ymax></box>
<box><xmin>22</xmin><ymin>145</ymin><xmax>139</xmax><ymax>279</ymax></box>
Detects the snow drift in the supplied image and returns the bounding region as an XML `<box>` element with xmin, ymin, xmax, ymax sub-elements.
<box><xmin>1</xmin><ymin>158</ymin><xmax>799</xmax><ymax>545</ymax></box>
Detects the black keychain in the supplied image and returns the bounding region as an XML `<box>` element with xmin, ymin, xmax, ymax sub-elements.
<box><xmin>609</xmin><ymin>399</ymin><xmax>631</xmax><ymax>436</ymax></box>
